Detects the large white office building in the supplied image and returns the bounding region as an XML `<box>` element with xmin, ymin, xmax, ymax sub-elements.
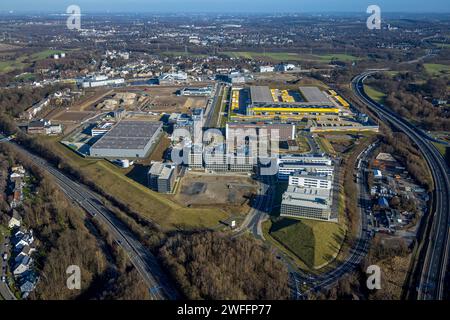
<box><xmin>288</xmin><ymin>171</ymin><xmax>333</xmax><ymax>189</ymax></box>
<box><xmin>278</xmin><ymin>154</ymin><xmax>332</xmax><ymax>166</ymax></box>
<box><xmin>277</xmin><ymin>163</ymin><xmax>334</xmax><ymax>180</ymax></box>
<box><xmin>280</xmin><ymin>186</ymin><xmax>332</xmax><ymax>221</ymax></box>
<box><xmin>277</xmin><ymin>154</ymin><xmax>333</xmax><ymax>180</ymax></box>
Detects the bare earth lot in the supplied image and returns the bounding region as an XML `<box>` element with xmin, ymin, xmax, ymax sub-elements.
<box><xmin>172</xmin><ymin>173</ymin><xmax>257</xmax><ymax>215</ymax></box>
<box><xmin>141</xmin><ymin>86</ymin><xmax>208</xmax><ymax>113</ymax></box>
<box><xmin>51</xmin><ymin>111</ymin><xmax>94</xmax><ymax>122</ymax></box>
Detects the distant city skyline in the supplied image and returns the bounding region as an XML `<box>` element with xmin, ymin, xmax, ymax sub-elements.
<box><xmin>0</xmin><ymin>0</ymin><xmax>449</xmax><ymax>13</ymax></box>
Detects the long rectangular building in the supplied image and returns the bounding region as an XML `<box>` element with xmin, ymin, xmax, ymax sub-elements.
<box><xmin>278</xmin><ymin>163</ymin><xmax>334</xmax><ymax>180</ymax></box>
<box><xmin>226</xmin><ymin>122</ymin><xmax>295</xmax><ymax>141</ymax></box>
<box><xmin>90</xmin><ymin>121</ymin><xmax>162</xmax><ymax>158</ymax></box>
<box><xmin>288</xmin><ymin>171</ymin><xmax>333</xmax><ymax>189</ymax></box>
<box><xmin>245</xmin><ymin>86</ymin><xmax>340</xmax><ymax>117</ymax></box>
<box><xmin>280</xmin><ymin>186</ymin><xmax>332</xmax><ymax>221</ymax></box>
<box><xmin>278</xmin><ymin>154</ymin><xmax>332</xmax><ymax>166</ymax></box>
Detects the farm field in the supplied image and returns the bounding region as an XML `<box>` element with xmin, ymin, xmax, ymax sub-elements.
<box><xmin>223</xmin><ymin>51</ymin><xmax>361</xmax><ymax>63</ymax></box>
<box><xmin>424</xmin><ymin>63</ymin><xmax>450</xmax><ymax>77</ymax></box>
<box><xmin>0</xmin><ymin>49</ymin><xmax>62</xmax><ymax>73</ymax></box>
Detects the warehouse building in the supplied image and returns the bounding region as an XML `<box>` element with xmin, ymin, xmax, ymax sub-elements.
<box><xmin>245</xmin><ymin>86</ymin><xmax>340</xmax><ymax>118</ymax></box>
<box><xmin>90</xmin><ymin>121</ymin><xmax>163</xmax><ymax>158</ymax></box>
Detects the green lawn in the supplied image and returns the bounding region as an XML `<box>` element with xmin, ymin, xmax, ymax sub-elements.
<box><xmin>364</xmin><ymin>84</ymin><xmax>387</xmax><ymax>103</ymax></box>
<box><xmin>267</xmin><ymin>217</ymin><xmax>346</xmax><ymax>269</ymax></box>
<box><xmin>223</xmin><ymin>51</ymin><xmax>361</xmax><ymax>63</ymax></box>
<box><xmin>424</xmin><ymin>63</ymin><xmax>450</xmax><ymax>76</ymax></box>
<box><xmin>432</xmin><ymin>142</ymin><xmax>448</xmax><ymax>157</ymax></box>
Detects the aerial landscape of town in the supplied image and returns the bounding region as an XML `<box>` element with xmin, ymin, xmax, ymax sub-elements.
<box><xmin>0</xmin><ymin>0</ymin><xmax>449</xmax><ymax>313</ymax></box>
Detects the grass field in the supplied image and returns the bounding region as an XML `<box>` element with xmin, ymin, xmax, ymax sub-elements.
<box><xmin>316</xmin><ymin>136</ymin><xmax>337</xmax><ymax>156</ymax></box>
<box><xmin>295</xmin><ymin>135</ymin><xmax>311</xmax><ymax>153</ymax></box>
<box><xmin>223</xmin><ymin>51</ymin><xmax>361</xmax><ymax>63</ymax></box>
<box><xmin>0</xmin><ymin>49</ymin><xmax>62</xmax><ymax>73</ymax></box>
<box><xmin>432</xmin><ymin>142</ymin><xmax>448</xmax><ymax>157</ymax></box>
<box><xmin>42</xmin><ymin>137</ymin><xmax>228</xmax><ymax>231</ymax></box>
<box><xmin>161</xmin><ymin>51</ymin><xmax>207</xmax><ymax>58</ymax></box>
<box><xmin>267</xmin><ymin>218</ymin><xmax>346</xmax><ymax>269</ymax></box>
<box><xmin>424</xmin><ymin>63</ymin><xmax>450</xmax><ymax>76</ymax></box>
<box><xmin>364</xmin><ymin>84</ymin><xmax>387</xmax><ymax>103</ymax></box>
<box><xmin>432</xmin><ymin>42</ymin><xmax>450</xmax><ymax>49</ymax></box>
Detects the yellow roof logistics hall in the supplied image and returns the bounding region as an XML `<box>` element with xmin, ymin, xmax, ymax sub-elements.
<box><xmin>244</xmin><ymin>86</ymin><xmax>341</xmax><ymax>117</ymax></box>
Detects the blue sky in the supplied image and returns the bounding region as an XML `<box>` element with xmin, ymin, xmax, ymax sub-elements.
<box><xmin>0</xmin><ymin>0</ymin><xmax>448</xmax><ymax>13</ymax></box>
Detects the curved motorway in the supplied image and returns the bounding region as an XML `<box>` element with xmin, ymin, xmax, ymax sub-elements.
<box><xmin>353</xmin><ymin>72</ymin><xmax>450</xmax><ymax>300</ymax></box>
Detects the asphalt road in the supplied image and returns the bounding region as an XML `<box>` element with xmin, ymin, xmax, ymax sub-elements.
<box><xmin>233</xmin><ymin>150</ymin><xmax>374</xmax><ymax>298</ymax></box>
<box><xmin>0</xmin><ymin>236</ymin><xmax>16</xmax><ymax>300</ymax></box>
<box><xmin>2</xmin><ymin>141</ymin><xmax>180</xmax><ymax>300</ymax></box>
<box><xmin>204</xmin><ymin>82</ymin><xmax>223</xmax><ymax>128</ymax></box>
<box><xmin>353</xmin><ymin>72</ymin><xmax>450</xmax><ymax>300</ymax></box>
<box><xmin>233</xmin><ymin>175</ymin><xmax>275</xmax><ymax>239</ymax></box>
<box><xmin>292</xmin><ymin>143</ymin><xmax>376</xmax><ymax>297</ymax></box>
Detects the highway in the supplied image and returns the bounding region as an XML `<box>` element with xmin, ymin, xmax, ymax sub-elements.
<box><xmin>2</xmin><ymin>141</ymin><xmax>180</xmax><ymax>300</ymax></box>
<box><xmin>353</xmin><ymin>72</ymin><xmax>450</xmax><ymax>300</ymax></box>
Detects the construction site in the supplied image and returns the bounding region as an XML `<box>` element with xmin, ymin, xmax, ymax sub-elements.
<box><xmin>172</xmin><ymin>172</ymin><xmax>258</xmax><ymax>216</ymax></box>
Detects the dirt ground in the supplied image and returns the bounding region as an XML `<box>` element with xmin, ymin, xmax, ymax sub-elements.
<box><xmin>172</xmin><ymin>173</ymin><xmax>257</xmax><ymax>215</ymax></box>
<box><xmin>140</xmin><ymin>86</ymin><xmax>208</xmax><ymax>113</ymax></box>
<box><xmin>51</xmin><ymin>111</ymin><xmax>94</xmax><ymax>122</ymax></box>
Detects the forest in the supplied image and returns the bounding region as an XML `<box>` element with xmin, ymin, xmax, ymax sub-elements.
<box><xmin>159</xmin><ymin>231</ymin><xmax>290</xmax><ymax>300</ymax></box>
<box><xmin>366</xmin><ymin>71</ymin><xmax>449</xmax><ymax>131</ymax></box>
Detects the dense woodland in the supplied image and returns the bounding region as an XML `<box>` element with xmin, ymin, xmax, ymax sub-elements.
<box><xmin>159</xmin><ymin>231</ymin><xmax>290</xmax><ymax>300</ymax></box>
<box><xmin>366</xmin><ymin>71</ymin><xmax>450</xmax><ymax>131</ymax></box>
<box><xmin>0</xmin><ymin>84</ymin><xmax>71</xmax><ymax>117</ymax></box>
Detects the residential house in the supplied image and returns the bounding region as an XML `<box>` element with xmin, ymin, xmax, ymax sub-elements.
<box><xmin>14</xmin><ymin>245</ymin><xmax>35</xmax><ymax>264</ymax></box>
<box><xmin>13</xmin><ymin>255</ymin><xmax>33</xmax><ymax>276</ymax></box>
<box><xmin>8</xmin><ymin>210</ymin><xmax>22</xmax><ymax>229</ymax></box>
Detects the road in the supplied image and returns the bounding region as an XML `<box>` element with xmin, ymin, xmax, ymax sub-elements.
<box><xmin>291</xmin><ymin>142</ymin><xmax>376</xmax><ymax>297</ymax></box>
<box><xmin>301</xmin><ymin>132</ymin><xmax>321</xmax><ymax>154</ymax></box>
<box><xmin>204</xmin><ymin>82</ymin><xmax>223</xmax><ymax>128</ymax></box>
<box><xmin>232</xmin><ymin>146</ymin><xmax>374</xmax><ymax>298</ymax></box>
<box><xmin>2</xmin><ymin>141</ymin><xmax>180</xmax><ymax>300</ymax></box>
<box><xmin>233</xmin><ymin>175</ymin><xmax>275</xmax><ymax>239</ymax></box>
<box><xmin>0</xmin><ymin>235</ymin><xmax>16</xmax><ymax>300</ymax></box>
<box><xmin>353</xmin><ymin>72</ymin><xmax>450</xmax><ymax>300</ymax></box>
